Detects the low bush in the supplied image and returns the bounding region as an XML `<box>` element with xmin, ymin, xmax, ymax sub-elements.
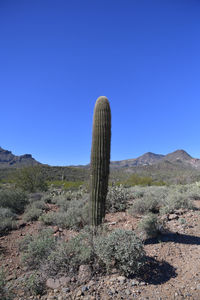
<box><xmin>94</xmin><ymin>228</ymin><xmax>145</xmax><ymax>276</ymax></box>
<box><xmin>40</xmin><ymin>195</ymin><xmax>89</xmax><ymax>230</ymax></box>
<box><xmin>0</xmin><ymin>267</ymin><xmax>14</xmax><ymax>300</ymax></box>
<box><xmin>14</xmin><ymin>166</ymin><xmax>48</xmax><ymax>193</ymax></box>
<box><xmin>23</xmin><ymin>199</ymin><xmax>47</xmax><ymax>222</ymax></box>
<box><xmin>0</xmin><ymin>218</ymin><xmax>17</xmax><ymax>235</ymax></box>
<box><xmin>129</xmin><ymin>195</ymin><xmax>160</xmax><ymax>216</ymax></box>
<box><xmin>47</xmin><ymin>180</ymin><xmax>84</xmax><ymax>191</ymax></box>
<box><xmin>0</xmin><ymin>207</ymin><xmax>17</xmax><ymax>235</ymax></box>
<box><xmin>24</xmin><ymin>272</ymin><xmax>46</xmax><ymax>296</ymax></box>
<box><xmin>23</xmin><ymin>207</ymin><xmax>43</xmax><ymax>222</ymax></box>
<box><xmin>137</xmin><ymin>213</ymin><xmax>160</xmax><ymax>238</ymax></box>
<box><xmin>20</xmin><ymin>228</ymin><xmax>56</xmax><ymax>269</ymax></box>
<box><xmin>0</xmin><ymin>189</ymin><xmax>28</xmax><ymax>214</ymax></box>
<box><xmin>106</xmin><ymin>185</ymin><xmax>130</xmax><ymax>213</ymax></box>
<box><xmin>39</xmin><ymin>212</ymin><xmax>56</xmax><ymax>225</ymax></box>
<box><xmin>161</xmin><ymin>192</ymin><xmax>194</xmax><ymax>214</ymax></box>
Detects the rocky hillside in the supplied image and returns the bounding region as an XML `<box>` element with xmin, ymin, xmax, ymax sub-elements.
<box><xmin>0</xmin><ymin>147</ymin><xmax>39</xmax><ymax>168</ymax></box>
<box><xmin>111</xmin><ymin>149</ymin><xmax>200</xmax><ymax>170</ymax></box>
<box><xmin>111</xmin><ymin>152</ymin><xmax>164</xmax><ymax>168</ymax></box>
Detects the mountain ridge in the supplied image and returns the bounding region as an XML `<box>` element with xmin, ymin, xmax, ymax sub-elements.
<box><xmin>0</xmin><ymin>146</ymin><xmax>40</xmax><ymax>168</ymax></box>
<box><xmin>1</xmin><ymin>146</ymin><xmax>200</xmax><ymax>170</ymax></box>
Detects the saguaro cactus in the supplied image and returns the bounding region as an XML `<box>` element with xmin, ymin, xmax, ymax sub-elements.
<box><xmin>90</xmin><ymin>96</ymin><xmax>111</xmax><ymax>226</ymax></box>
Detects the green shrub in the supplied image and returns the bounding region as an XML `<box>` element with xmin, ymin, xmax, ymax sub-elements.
<box><xmin>0</xmin><ymin>207</ymin><xmax>17</xmax><ymax>235</ymax></box>
<box><xmin>137</xmin><ymin>213</ymin><xmax>160</xmax><ymax>238</ymax></box>
<box><xmin>94</xmin><ymin>229</ymin><xmax>145</xmax><ymax>276</ymax></box>
<box><xmin>0</xmin><ymin>189</ymin><xmax>28</xmax><ymax>214</ymax></box>
<box><xmin>106</xmin><ymin>185</ymin><xmax>130</xmax><ymax>213</ymax></box>
<box><xmin>161</xmin><ymin>192</ymin><xmax>194</xmax><ymax>214</ymax></box>
<box><xmin>23</xmin><ymin>207</ymin><xmax>43</xmax><ymax>222</ymax></box>
<box><xmin>24</xmin><ymin>272</ymin><xmax>46</xmax><ymax>296</ymax></box>
<box><xmin>14</xmin><ymin>166</ymin><xmax>48</xmax><ymax>193</ymax></box>
<box><xmin>40</xmin><ymin>196</ymin><xmax>89</xmax><ymax>230</ymax></box>
<box><xmin>39</xmin><ymin>212</ymin><xmax>55</xmax><ymax>225</ymax></box>
<box><xmin>0</xmin><ymin>217</ymin><xmax>17</xmax><ymax>235</ymax></box>
<box><xmin>0</xmin><ymin>207</ymin><xmax>16</xmax><ymax>219</ymax></box>
<box><xmin>129</xmin><ymin>196</ymin><xmax>159</xmax><ymax>216</ymax></box>
<box><xmin>47</xmin><ymin>180</ymin><xmax>84</xmax><ymax>191</ymax></box>
<box><xmin>0</xmin><ymin>268</ymin><xmax>6</xmax><ymax>297</ymax></box>
<box><xmin>20</xmin><ymin>229</ymin><xmax>56</xmax><ymax>268</ymax></box>
<box><xmin>124</xmin><ymin>174</ymin><xmax>166</xmax><ymax>187</ymax></box>
<box><xmin>0</xmin><ymin>267</ymin><xmax>13</xmax><ymax>300</ymax></box>
<box><xmin>23</xmin><ymin>199</ymin><xmax>47</xmax><ymax>222</ymax></box>
<box><xmin>43</xmin><ymin>241</ymin><xmax>69</xmax><ymax>276</ymax></box>
<box><xmin>66</xmin><ymin>231</ymin><xmax>93</xmax><ymax>271</ymax></box>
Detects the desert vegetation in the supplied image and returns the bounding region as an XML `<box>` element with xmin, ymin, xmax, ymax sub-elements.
<box><xmin>0</xmin><ymin>98</ymin><xmax>200</xmax><ymax>299</ymax></box>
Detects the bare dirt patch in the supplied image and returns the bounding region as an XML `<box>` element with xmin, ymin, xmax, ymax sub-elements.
<box><xmin>0</xmin><ymin>201</ymin><xmax>200</xmax><ymax>299</ymax></box>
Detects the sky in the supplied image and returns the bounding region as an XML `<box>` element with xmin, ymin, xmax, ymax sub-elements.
<box><xmin>1</xmin><ymin>0</ymin><xmax>200</xmax><ymax>166</ymax></box>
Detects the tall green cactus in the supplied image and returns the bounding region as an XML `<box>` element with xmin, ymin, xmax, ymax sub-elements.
<box><xmin>90</xmin><ymin>96</ymin><xmax>111</xmax><ymax>226</ymax></box>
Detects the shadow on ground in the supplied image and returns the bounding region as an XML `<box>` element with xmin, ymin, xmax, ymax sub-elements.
<box><xmin>145</xmin><ymin>232</ymin><xmax>200</xmax><ymax>245</ymax></box>
<box><xmin>137</xmin><ymin>256</ymin><xmax>177</xmax><ymax>285</ymax></box>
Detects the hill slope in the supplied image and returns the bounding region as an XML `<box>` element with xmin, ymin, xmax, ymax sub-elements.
<box><xmin>0</xmin><ymin>147</ymin><xmax>39</xmax><ymax>168</ymax></box>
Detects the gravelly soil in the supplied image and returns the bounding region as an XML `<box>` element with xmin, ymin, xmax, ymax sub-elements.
<box><xmin>0</xmin><ymin>201</ymin><xmax>200</xmax><ymax>300</ymax></box>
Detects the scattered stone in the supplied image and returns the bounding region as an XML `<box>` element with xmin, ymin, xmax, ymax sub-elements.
<box><xmin>117</xmin><ymin>276</ymin><xmax>126</xmax><ymax>284</ymax></box>
<box><xmin>62</xmin><ymin>287</ymin><xmax>70</xmax><ymax>293</ymax></box>
<box><xmin>131</xmin><ymin>280</ymin><xmax>139</xmax><ymax>286</ymax></box>
<box><xmin>78</xmin><ymin>265</ymin><xmax>92</xmax><ymax>283</ymax></box>
<box><xmin>82</xmin><ymin>286</ymin><xmax>89</xmax><ymax>292</ymax></box>
<box><xmin>59</xmin><ymin>276</ymin><xmax>71</xmax><ymax>286</ymax></box>
<box><xmin>76</xmin><ymin>290</ymin><xmax>82</xmax><ymax>297</ymax></box>
<box><xmin>125</xmin><ymin>289</ymin><xmax>131</xmax><ymax>295</ymax></box>
<box><xmin>168</xmin><ymin>214</ymin><xmax>179</xmax><ymax>221</ymax></box>
<box><xmin>46</xmin><ymin>278</ymin><xmax>60</xmax><ymax>289</ymax></box>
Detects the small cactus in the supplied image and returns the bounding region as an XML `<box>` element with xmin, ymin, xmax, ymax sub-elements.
<box><xmin>90</xmin><ymin>96</ymin><xmax>111</xmax><ymax>226</ymax></box>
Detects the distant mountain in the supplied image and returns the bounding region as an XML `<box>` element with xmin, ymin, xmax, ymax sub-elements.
<box><xmin>110</xmin><ymin>149</ymin><xmax>200</xmax><ymax>170</ymax></box>
<box><xmin>0</xmin><ymin>147</ymin><xmax>40</xmax><ymax>168</ymax></box>
<box><xmin>163</xmin><ymin>149</ymin><xmax>192</xmax><ymax>162</ymax></box>
<box><xmin>111</xmin><ymin>152</ymin><xmax>164</xmax><ymax>168</ymax></box>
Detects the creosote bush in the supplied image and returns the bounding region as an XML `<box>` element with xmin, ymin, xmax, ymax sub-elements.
<box><xmin>106</xmin><ymin>185</ymin><xmax>130</xmax><ymax>213</ymax></box>
<box><xmin>14</xmin><ymin>166</ymin><xmax>48</xmax><ymax>193</ymax></box>
<box><xmin>39</xmin><ymin>195</ymin><xmax>89</xmax><ymax>230</ymax></box>
<box><xmin>137</xmin><ymin>213</ymin><xmax>160</xmax><ymax>239</ymax></box>
<box><xmin>20</xmin><ymin>226</ymin><xmax>145</xmax><ymax>280</ymax></box>
<box><xmin>24</xmin><ymin>272</ymin><xmax>46</xmax><ymax>296</ymax></box>
<box><xmin>20</xmin><ymin>228</ymin><xmax>56</xmax><ymax>268</ymax></box>
<box><xmin>160</xmin><ymin>192</ymin><xmax>194</xmax><ymax>214</ymax></box>
<box><xmin>23</xmin><ymin>200</ymin><xmax>47</xmax><ymax>222</ymax></box>
<box><xmin>0</xmin><ymin>188</ymin><xmax>28</xmax><ymax>214</ymax></box>
<box><xmin>94</xmin><ymin>228</ymin><xmax>145</xmax><ymax>276</ymax></box>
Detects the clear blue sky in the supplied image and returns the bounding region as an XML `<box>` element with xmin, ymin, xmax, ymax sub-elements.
<box><xmin>1</xmin><ymin>0</ymin><xmax>200</xmax><ymax>166</ymax></box>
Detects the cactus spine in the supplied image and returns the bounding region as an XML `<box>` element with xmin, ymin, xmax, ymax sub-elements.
<box><xmin>90</xmin><ymin>96</ymin><xmax>111</xmax><ymax>226</ymax></box>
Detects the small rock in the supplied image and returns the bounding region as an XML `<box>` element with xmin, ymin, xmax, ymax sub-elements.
<box><xmin>76</xmin><ymin>290</ymin><xmax>82</xmax><ymax>297</ymax></box>
<box><xmin>52</xmin><ymin>226</ymin><xmax>59</xmax><ymax>233</ymax></box>
<box><xmin>82</xmin><ymin>286</ymin><xmax>89</xmax><ymax>292</ymax></box>
<box><xmin>62</xmin><ymin>287</ymin><xmax>70</xmax><ymax>293</ymax></box>
<box><xmin>125</xmin><ymin>289</ymin><xmax>131</xmax><ymax>295</ymax></box>
<box><xmin>46</xmin><ymin>278</ymin><xmax>60</xmax><ymax>289</ymax></box>
<box><xmin>117</xmin><ymin>276</ymin><xmax>126</xmax><ymax>284</ymax></box>
<box><xmin>59</xmin><ymin>276</ymin><xmax>71</xmax><ymax>286</ymax></box>
<box><xmin>168</xmin><ymin>214</ymin><xmax>179</xmax><ymax>221</ymax></box>
<box><xmin>78</xmin><ymin>265</ymin><xmax>92</xmax><ymax>283</ymax></box>
<box><xmin>131</xmin><ymin>280</ymin><xmax>139</xmax><ymax>286</ymax></box>
<box><xmin>47</xmin><ymin>297</ymin><xmax>56</xmax><ymax>300</ymax></box>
